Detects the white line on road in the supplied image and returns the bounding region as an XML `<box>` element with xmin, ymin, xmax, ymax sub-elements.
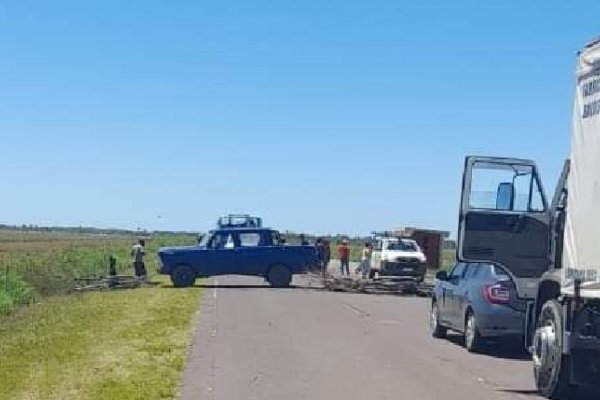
<box><xmin>213</xmin><ymin>278</ymin><xmax>218</xmax><ymax>299</ymax></box>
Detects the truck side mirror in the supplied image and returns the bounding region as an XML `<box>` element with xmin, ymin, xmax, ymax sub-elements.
<box><xmin>496</xmin><ymin>182</ymin><xmax>515</xmax><ymax>210</ymax></box>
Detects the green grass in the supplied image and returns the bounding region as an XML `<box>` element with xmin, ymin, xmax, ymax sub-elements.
<box><xmin>0</xmin><ymin>276</ymin><xmax>202</xmax><ymax>400</ymax></box>
<box><xmin>0</xmin><ymin>231</ymin><xmax>196</xmax><ymax>316</ymax></box>
<box><xmin>0</xmin><ymin>230</ymin><xmax>203</xmax><ymax>399</ymax></box>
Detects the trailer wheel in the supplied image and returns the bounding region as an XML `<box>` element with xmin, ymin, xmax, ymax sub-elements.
<box><xmin>430</xmin><ymin>301</ymin><xmax>447</xmax><ymax>338</ymax></box>
<box><xmin>533</xmin><ymin>299</ymin><xmax>574</xmax><ymax>399</ymax></box>
<box><xmin>171</xmin><ymin>265</ymin><xmax>196</xmax><ymax>288</ymax></box>
<box><xmin>267</xmin><ymin>264</ymin><xmax>292</xmax><ymax>288</ymax></box>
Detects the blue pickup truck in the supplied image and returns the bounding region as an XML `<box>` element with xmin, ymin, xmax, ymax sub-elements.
<box><xmin>158</xmin><ymin>227</ymin><xmax>318</xmax><ymax>288</ymax></box>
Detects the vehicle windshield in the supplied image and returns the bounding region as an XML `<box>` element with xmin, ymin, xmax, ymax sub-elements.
<box><xmin>387</xmin><ymin>240</ymin><xmax>418</xmax><ymax>251</ymax></box>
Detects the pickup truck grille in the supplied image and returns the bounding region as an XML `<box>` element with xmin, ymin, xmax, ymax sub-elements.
<box><xmin>396</xmin><ymin>257</ymin><xmax>420</xmax><ymax>263</ymax></box>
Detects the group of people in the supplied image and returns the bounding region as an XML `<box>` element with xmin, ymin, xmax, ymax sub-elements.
<box><xmin>303</xmin><ymin>235</ymin><xmax>373</xmax><ymax>279</ymax></box>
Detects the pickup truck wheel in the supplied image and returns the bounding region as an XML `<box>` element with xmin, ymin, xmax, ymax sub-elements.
<box><xmin>171</xmin><ymin>265</ymin><xmax>196</xmax><ymax>288</ymax></box>
<box><xmin>267</xmin><ymin>264</ymin><xmax>292</xmax><ymax>288</ymax></box>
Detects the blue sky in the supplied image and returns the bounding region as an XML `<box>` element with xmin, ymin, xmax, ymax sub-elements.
<box><xmin>1</xmin><ymin>1</ymin><xmax>599</xmax><ymax>235</ymax></box>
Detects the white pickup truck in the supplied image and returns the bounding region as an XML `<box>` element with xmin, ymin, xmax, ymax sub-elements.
<box><xmin>371</xmin><ymin>237</ymin><xmax>427</xmax><ymax>281</ymax></box>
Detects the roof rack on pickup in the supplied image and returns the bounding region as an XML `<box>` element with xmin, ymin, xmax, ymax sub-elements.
<box><xmin>217</xmin><ymin>214</ymin><xmax>263</xmax><ymax>229</ymax></box>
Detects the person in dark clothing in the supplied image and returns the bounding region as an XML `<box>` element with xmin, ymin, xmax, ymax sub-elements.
<box><xmin>315</xmin><ymin>238</ymin><xmax>324</xmax><ymax>272</ymax></box>
<box><xmin>322</xmin><ymin>239</ymin><xmax>331</xmax><ymax>274</ymax></box>
<box><xmin>131</xmin><ymin>239</ymin><xmax>147</xmax><ymax>282</ymax></box>
<box><xmin>300</xmin><ymin>234</ymin><xmax>309</xmax><ymax>246</ymax></box>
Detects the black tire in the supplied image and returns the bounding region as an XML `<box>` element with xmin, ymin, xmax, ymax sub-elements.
<box><xmin>170</xmin><ymin>265</ymin><xmax>196</xmax><ymax>288</ymax></box>
<box><xmin>464</xmin><ymin>310</ymin><xmax>483</xmax><ymax>352</ymax></box>
<box><xmin>267</xmin><ymin>264</ymin><xmax>292</xmax><ymax>288</ymax></box>
<box><xmin>369</xmin><ymin>270</ymin><xmax>376</xmax><ymax>279</ymax></box>
<box><xmin>430</xmin><ymin>301</ymin><xmax>447</xmax><ymax>338</ymax></box>
<box><xmin>533</xmin><ymin>299</ymin><xmax>575</xmax><ymax>399</ymax></box>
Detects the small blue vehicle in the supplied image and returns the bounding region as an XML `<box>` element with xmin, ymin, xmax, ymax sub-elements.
<box><xmin>158</xmin><ymin>227</ymin><xmax>318</xmax><ymax>288</ymax></box>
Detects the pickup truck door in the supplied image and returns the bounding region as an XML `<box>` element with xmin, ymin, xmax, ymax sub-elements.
<box><xmin>233</xmin><ymin>231</ymin><xmax>267</xmax><ymax>276</ymax></box>
<box><xmin>457</xmin><ymin>156</ymin><xmax>550</xmax><ymax>298</ymax></box>
<box><xmin>206</xmin><ymin>232</ymin><xmax>237</xmax><ymax>275</ymax></box>
<box><xmin>372</xmin><ymin>240</ymin><xmax>383</xmax><ymax>269</ymax></box>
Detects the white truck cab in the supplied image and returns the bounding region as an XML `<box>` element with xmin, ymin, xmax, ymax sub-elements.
<box><xmin>371</xmin><ymin>236</ymin><xmax>427</xmax><ymax>281</ymax></box>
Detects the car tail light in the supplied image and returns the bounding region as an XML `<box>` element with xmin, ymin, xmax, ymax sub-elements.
<box><xmin>483</xmin><ymin>283</ymin><xmax>511</xmax><ymax>304</ymax></box>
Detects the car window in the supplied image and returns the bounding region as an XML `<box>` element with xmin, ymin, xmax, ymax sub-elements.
<box><xmin>239</xmin><ymin>233</ymin><xmax>261</xmax><ymax>247</ymax></box>
<box><xmin>465</xmin><ymin>263</ymin><xmax>483</xmax><ymax>279</ymax></box>
<box><xmin>493</xmin><ymin>265</ymin><xmax>510</xmax><ymax>278</ymax></box>
<box><xmin>448</xmin><ymin>263</ymin><xmax>466</xmax><ymax>281</ymax></box>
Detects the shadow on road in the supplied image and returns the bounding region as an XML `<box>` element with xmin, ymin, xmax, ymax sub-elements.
<box><xmin>499</xmin><ymin>388</ymin><xmax>600</xmax><ymax>400</ymax></box>
<box><xmin>161</xmin><ymin>283</ymin><xmax>323</xmax><ymax>291</ymax></box>
<box><xmin>445</xmin><ymin>333</ymin><xmax>531</xmax><ymax>361</ymax></box>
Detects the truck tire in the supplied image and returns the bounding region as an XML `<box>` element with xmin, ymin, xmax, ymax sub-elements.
<box><xmin>464</xmin><ymin>310</ymin><xmax>483</xmax><ymax>352</ymax></box>
<box><xmin>267</xmin><ymin>264</ymin><xmax>292</xmax><ymax>288</ymax></box>
<box><xmin>430</xmin><ymin>301</ymin><xmax>447</xmax><ymax>338</ymax></box>
<box><xmin>533</xmin><ymin>299</ymin><xmax>574</xmax><ymax>399</ymax></box>
<box><xmin>170</xmin><ymin>265</ymin><xmax>196</xmax><ymax>288</ymax></box>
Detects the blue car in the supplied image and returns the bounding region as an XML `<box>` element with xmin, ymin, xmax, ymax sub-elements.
<box><xmin>430</xmin><ymin>262</ymin><xmax>527</xmax><ymax>352</ymax></box>
<box><xmin>158</xmin><ymin>227</ymin><xmax>318</xmax><ymax>288</ymax></box>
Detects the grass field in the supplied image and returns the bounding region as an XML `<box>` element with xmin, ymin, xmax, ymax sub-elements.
<box><xmin>0</xmin><ymin>229</ymin><xmax>202</xmax><ymax>400</ymax></box>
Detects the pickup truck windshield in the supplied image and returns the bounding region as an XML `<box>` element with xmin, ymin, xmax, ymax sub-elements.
<box><xmin>387</xmin><ymin>241</ymin><xmax>418</xmax><ymax>251</ymax></box>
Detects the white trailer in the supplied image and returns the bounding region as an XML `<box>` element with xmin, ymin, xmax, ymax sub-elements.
<box><xmin>456</xmin><ymin>37</ymin><xmax>600</xmax><ymax>398</ymax></box>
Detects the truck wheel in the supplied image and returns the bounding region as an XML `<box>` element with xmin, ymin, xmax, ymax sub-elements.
<box><xmin>533</xmin><ymin>299</ymin><xmax>574</xmax><ymax>399</ymax></box>
<box><xmin>267</xmin><ymin>264</ymin><xmax>292</xmax><ymax>288</ymax></box>
<box><xmin>430</xmin><ymin>301</ymin><xmax>447</xmax><ymax>338</ymax></box>
<box><xmin>170</xmin><ymin>265</ymin><xmax>196</xmax><ymax>288</ymax></box>
<box><xmin>464</xmin><ymin>310</ymin><xmax>483</xmax><ymax>352</ymax></box>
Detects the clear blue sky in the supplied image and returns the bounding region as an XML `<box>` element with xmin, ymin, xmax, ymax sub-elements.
<box><xmin>1</xmin><ymin>1</ymin><xmax>599</xmax><ymax>236</ymax></box>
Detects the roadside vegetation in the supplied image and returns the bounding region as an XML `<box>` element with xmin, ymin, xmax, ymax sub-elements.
<box><xmin>0</xmin><ymin>229</ymin><xmax>202</xmax><ymax>400</ymax></box>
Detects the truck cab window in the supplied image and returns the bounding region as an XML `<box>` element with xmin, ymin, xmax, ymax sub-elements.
<box><xmin>210</xmin><ymin>233</ymin><xmax>235</xmax><ymax>249</ymax></box>
<box><xmin>239</xmin><ymin>233</ymin><xmax>261</xmax><ymax>247</ymax></box>
<box><xmin>469</xmin><ymin>161</ymin><xmax>546</xmax><ymax>212</ymax></box>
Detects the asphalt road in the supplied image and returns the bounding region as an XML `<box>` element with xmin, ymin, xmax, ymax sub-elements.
<box><xmin>179</xmin><ymin>274</ymin><xmax>583</xmax><ymax>400</ymax></box>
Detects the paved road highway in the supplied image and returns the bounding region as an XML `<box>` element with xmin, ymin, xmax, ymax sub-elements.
<box><xmin>180</xmin><ymin>274</ymin><xmax>588</xmax><ymax>400</ymax></box>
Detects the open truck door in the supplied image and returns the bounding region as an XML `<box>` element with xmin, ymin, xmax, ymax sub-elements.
<box><xmin>457</xmin><ymin>156</ymin><xmax>550</xmax><ymax>298</ymax></box>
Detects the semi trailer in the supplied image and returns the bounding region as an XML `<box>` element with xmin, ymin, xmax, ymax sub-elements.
<box><xmin>456</xmin><ymin>37</ymin><xmax>600</xmax><ymax>398</ymax></box>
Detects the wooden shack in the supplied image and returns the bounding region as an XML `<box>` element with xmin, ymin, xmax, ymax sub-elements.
<box><xmin>393</xmin><ymin>227</ymin><xmax>450</xmax><ymax>269</ymax></box>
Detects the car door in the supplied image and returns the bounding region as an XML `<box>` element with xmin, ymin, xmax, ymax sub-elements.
<box><xmin>446</xmin><ymin>263</ymin><xmax>468</xmax><ymax>328</ymax></box>
<box><xmin>206</xmin><ymin>232</ymin><xmax>237</xmax><ymax>275</ymax></box>
<box><xmin>439</xmin><ymin>263</ymin><xmax>466</xmax><ymax>326</ymax></box>
<box><xmin>453</xmin><ymin>264</ymin><xmax>478</xmax><ymax>330</ymax></box>
<box><xmin>457</xmin><ymin>156</ymin><xmax>550</xmax><ymax>298</ymax></box>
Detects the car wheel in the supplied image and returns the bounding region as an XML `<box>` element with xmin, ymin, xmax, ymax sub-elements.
<box><xmin>170</xmin><ymin>265</ymin><xmax>196</xmax><ymax>288</ymax></box>
<box><xmin>430</xmin><ymin>301</ymin><xmax>447</xmax><ymax>338</ymax></box>
<box><xmin>267</xmin><ymin>264</ymin><xmax>292</xmax><ymax>288</ymax></box>
<box><xmin>533</xmin><ymin>299</ymin><xmax>575</xmax><ymax>399</ymax></box>
<box><xmin>464</xmin><ymin>310</ymin><xmax>483</xmax><ymax>352</ymax></box>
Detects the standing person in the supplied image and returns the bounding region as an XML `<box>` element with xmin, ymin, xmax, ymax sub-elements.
<box><xmin>337</xmin><ymin>239</ymin><xmax>351</xmax><ymax>275</ymax></box>
<box><xmin>315</xmin><ymin>238</ymin><xmax>324</xmax><ymax>273</ymax></box>
<box><xmin>132</xmin><ymin>239</ymin><xmax>147</xmax><ymax>282</ymax></box>
<box><xmin>322</xmin><ymin>239</ymin><xmax>331</xmax><ymax>275</ymax></box>
<box><xmin>360</xmin><ymin>242</ymin><xmax>373</xmax><ymax>279</ymax></box>
<box><xmin>300</xmin><ymin>234</ymin><xmax>309</xmax><ymax>246</ymax></box>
